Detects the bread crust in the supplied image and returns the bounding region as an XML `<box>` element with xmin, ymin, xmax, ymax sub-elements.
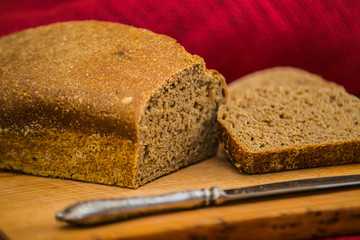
<box><xmin>218</xmin><ymin>122</ymin><xmax>360</xmax><ymax>173</ymax></box>
<box><xmin>0</xmin><ymin>128</ymin><xmax>138</xmax><ymax>186</ymax></box>
<box><xmin>0</xmin><ymin>20</ymin><xmax>202</xmax><ymax>141</ymax></box>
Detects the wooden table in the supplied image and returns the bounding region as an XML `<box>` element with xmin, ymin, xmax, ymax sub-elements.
<box><xmin>1</xmin><ymin>149</ymin><xmax>359</xmax><ymax>240</ymax></box>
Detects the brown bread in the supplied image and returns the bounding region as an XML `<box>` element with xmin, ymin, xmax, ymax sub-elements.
<box><xmin>218</xmin><ymin>84</ymin><xmax>360</xmax><ymax>174</ymax></box>
<box><xmin>0</xmin><ymin>21</ymin><xmax>227</xmax><ymax>188</ymax></box>
<box><xmin>228</xmin><ymin>66</ymin><xmax>343</xmax><ymax>102</ymax></box>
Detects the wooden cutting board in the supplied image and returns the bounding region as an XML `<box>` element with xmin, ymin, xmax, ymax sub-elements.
<box><xmin>1</xmin><ymin>149</ymin><xmax>359</xmax><ymax>240</ymax></box>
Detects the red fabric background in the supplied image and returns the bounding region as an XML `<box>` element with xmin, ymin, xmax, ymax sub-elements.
<box><xmin>1</xmin><ymin>0</ymin><xmax>359</xmax><ymax>97</ymax></box>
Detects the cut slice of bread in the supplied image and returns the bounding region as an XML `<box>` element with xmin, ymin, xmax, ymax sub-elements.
<box><xmin>228</xmin><ymin>66</ymin><xmax>344</xmax><ymax>102</ymax></box>
<box><xmin>218</xmin><ymin>85</ymin><xmax>360</xmax><ymax>173</ymax></box>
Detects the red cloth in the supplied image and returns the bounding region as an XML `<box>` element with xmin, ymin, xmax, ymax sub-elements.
<box><xmin>0</xmin><ymin>0</ymin><xmax>359</xmax><ymax>97</ymax></box>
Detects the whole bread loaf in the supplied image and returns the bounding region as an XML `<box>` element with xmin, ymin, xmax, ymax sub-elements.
<box><xmin>219</xmin><ymin>70</ymin><xmax>359</xmax><ymax>173</ymax></box>
<box><xmin>228</xmin><ymin>66</ymin><xmax>343</xmax><ymax>102</ymax></box>
<box><xmin>0</xmin><ymin>21</ymin><xmax>227</xmax><ymax>188</ymax></box>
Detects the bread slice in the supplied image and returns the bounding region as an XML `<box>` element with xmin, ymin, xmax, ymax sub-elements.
<box><xmin>218</xmin><ymin>86</ymin><xmax>360</xmax><ymax>173</ymax></box>
<box><xmin>0</xmin><ymin>21</ymin><xmax>227</xmax><ymax>188</ymax></box>
<box><xmin>228</xmin><ymin>66</ymin><xmax>343</xmax><ymax>102</ymax></box>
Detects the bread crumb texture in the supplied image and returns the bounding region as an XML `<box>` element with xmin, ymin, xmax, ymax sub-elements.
<box><xmin>0</xmin><ymin>21</ymin><xmax>227</xmax><ymax>188</ymax></box>
<box><xmin>228</xmin><ymin>66</ymin><xmax>344</xmax><ymax>102</ymax></box>
<box><xmin>218</xmin><ymin>85</ymin><xmax>360</xmax><ymax>174</ymax></box>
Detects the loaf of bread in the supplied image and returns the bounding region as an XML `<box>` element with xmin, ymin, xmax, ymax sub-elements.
<box><xmin>218</xmin><ymin>70</ymin><xmax>360</xmax><ymax>174</ymax></box>
<box><xmin>228</xmin><ymin>66</ymin><xmax>343</xmax><ymax>102</ymax></box>
<box><xmin>0</xmin><ymin>21</ymin><xmax>227</xmax><ymax>188</ymax></box>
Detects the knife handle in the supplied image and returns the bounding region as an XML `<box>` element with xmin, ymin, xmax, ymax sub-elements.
<box><xmin>55</xmin><ymin>187</ymin><xmax>226</xmax><ymax>225</ymax></box>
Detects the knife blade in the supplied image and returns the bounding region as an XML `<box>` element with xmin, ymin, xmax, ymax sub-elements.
<box><xmin>55</xmin><ymin>174</ymin><xmax>360</xmax><ymax>226</ymax></box>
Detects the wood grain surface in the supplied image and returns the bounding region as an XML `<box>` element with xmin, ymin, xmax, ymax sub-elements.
<box><xmin>1</xmin><ymin>149</ymin><xmax>359</xmax><ymax>240</ymax></box>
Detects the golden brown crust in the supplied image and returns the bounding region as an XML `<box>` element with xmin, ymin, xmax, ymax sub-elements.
<box><xmin>218</xmin><ymin>121</ymin><xmax>360</xmax><ymax>174</ymax></box>
<box><xmin>0</xmin><ymin>20</ymin><xmax>202</xmax><ymax>141</ymax></box>
<box><xmin>0</xmin><ymin>127</ymin><xmax>138</xmax><ymax>187</ymax></box>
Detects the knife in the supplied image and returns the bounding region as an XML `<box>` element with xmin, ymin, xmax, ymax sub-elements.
<box><xmin>55</xmin><ymin>174</ymin><xmax>360</xmax><ymax>226</ymax></box>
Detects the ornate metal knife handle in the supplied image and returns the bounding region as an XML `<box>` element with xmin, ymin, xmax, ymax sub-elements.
<box><xmin>56</xmin><ymin>187</ymin><xmax>226</xmax><ymax>225</ymax></box>
<box><xmin>56</xmin><ymin>174</ymin><xmax>360</xmax><ymax>226</ymax></box>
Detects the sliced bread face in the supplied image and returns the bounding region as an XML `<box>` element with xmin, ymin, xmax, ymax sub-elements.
<box><xmin>218</xmin><ymin>86</ymin><xmax>360</xmax><ymax>174</ymax></box>
<box><xmin>228</xmin><ymin>66</ymin><xmax>344</xmax><ymax>102</ymax></box>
